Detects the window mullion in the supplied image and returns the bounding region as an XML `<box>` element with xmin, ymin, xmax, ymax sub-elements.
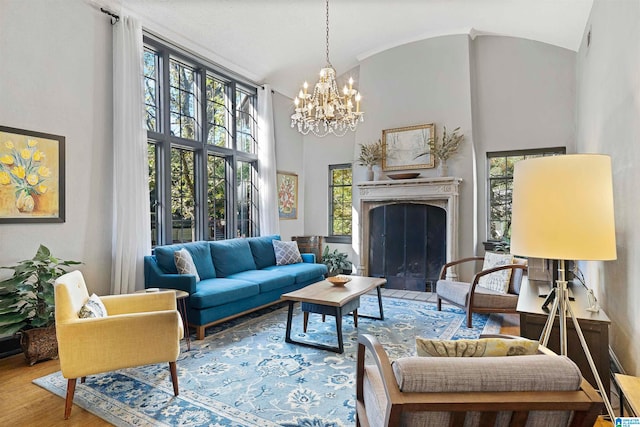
<box><xmin>161</xmin><ymin>49</ymin><xmax>173</xmax><ymax>245</ymax></box>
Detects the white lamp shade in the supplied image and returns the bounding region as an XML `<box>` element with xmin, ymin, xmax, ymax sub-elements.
<box><xmin>510</xmin><ymin>154</ymin><xmax>617</xmax><ymax>261</ymax></box>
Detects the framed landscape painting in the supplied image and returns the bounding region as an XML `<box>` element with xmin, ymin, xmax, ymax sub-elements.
<box><xmin>382</xmin><ymin>123</ymin><xmax>435</xmax><ymax>171</ymax></box>
<box><xmin>0</xmin><ymin>126</ymin><xmax>65</xmax><ymax>223</ymax></box>
<box><xmin>277</xmin><ymin>171</ymin><xmax>298</xmax><ymax>219</ymax></box>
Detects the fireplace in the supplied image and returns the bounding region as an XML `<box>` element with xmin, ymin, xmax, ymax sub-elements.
<box><xmin>357</xmin><ymin>177</ymin><xmax>462</xmax><ymax>284</ymax></box>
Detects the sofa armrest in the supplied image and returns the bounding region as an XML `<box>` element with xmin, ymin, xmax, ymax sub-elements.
<box><xmin>301</xmin><ymin>253</ymin><xmax>316</xmax><ymax>263</ymax></box>
<box><xmin>144</xmin><ymin>255</ymin><xmax>197</xmax><ymax>293</ymax></box>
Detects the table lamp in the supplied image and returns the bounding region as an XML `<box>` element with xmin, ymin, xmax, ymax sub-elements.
<box><xmin>510</xmin><ymin>154</ymin><xmax>616</xmax><ymax>420</ymax></box>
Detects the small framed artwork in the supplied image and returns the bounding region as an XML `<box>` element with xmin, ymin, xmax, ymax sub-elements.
<box><xmin>382</xmin><ymin>123</ymin><xmax>435</xmax><ymax>171</ymax></box>
<box><xmin>277</xmin><ymin>171</ymin><xmax>298</xmax><ymax>219</ymax></box>
<box><xmin>0</xmin><ymin>126</ymin><xmax>65</xmax><ymax>223</ymax></box>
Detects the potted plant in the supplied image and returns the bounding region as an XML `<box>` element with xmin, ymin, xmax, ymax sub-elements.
<box><xmin>357</xmin><ymin>139</ymin><xmax>383</xmax><ymax>181</ymax></box>
<box><xmin>0</xmin><ymin>244</ymin><xmax>81</xmax><ymax>365</ymax></box>
<box><xmin>321</xmin><ymin>245</ymin><xmax>353</xmax><ymax>276</ymax></box>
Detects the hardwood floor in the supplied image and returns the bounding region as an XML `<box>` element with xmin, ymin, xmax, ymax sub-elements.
<box><xmin>0</xmin><ymin>312</ymin><xmax>612</xmax><ymax>426</ymax></box>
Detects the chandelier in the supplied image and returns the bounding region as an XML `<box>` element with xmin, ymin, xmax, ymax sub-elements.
<box><xmin>290</xmin><ymin>0</ymin><xmax>364</xmax><ymax>137</ymax></box>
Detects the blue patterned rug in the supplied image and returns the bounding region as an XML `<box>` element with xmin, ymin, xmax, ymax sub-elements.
<box><xmin>34</xmin><ymin>295</ymin><xmax>500</xmax><ymax>426</ymax></box>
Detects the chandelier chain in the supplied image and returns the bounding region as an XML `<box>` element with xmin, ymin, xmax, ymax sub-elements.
<box><xmin>325</xmin><ymin>0</ymin><xmax>330</xmax><ymax>66</ymax></box>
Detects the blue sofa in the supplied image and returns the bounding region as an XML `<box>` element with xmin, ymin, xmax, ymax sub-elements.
<box><xmin>144</xmin><ymin>235</ymin><xmax>328</xmax><ymax>339</ymax></box>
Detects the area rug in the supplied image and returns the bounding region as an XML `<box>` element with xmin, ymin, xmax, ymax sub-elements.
<box><xmin>34</xmin><ymin>295</ymin><xmax>501</xmax><ymax>426</ymax></box>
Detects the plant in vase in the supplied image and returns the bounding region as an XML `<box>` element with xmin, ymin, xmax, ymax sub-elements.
<box><xmin>357</xmin><ymin>139</ymin><xmax>383</xmax><ymax>181</ymax></box>
<box><xmin>0</xmin><ymin>244</ymin><xmax>81</xmax><ymax>364</ymax></box>
<box><xmin>431</xmin><ymin>126</ymin><xmax>464</xmax><ymax>176</ymax></box>
<box><xmin>321</xmin><ymin>245</ymin><xmax>353</xmax><ymax>276</ymax></box>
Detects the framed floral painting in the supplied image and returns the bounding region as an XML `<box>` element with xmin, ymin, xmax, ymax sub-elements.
<box><xmin>0</xmin><ymin>126</ymin><xmax>65</xmax><ymax>223</ymax></box>
<box><xmin>277</xmin><ymin>171</ymin><xmax>298</xmax><ymax>220</ymax></box>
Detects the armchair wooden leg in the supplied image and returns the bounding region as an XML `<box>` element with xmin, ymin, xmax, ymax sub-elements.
<box><xmin>169</xmin><ymin>362</ymin><xmax>179</xmax><ymax>396</ymax></box>
<box><xmin>64</xmin><ymin>378</ymin><xmax>77</xmax><ymax>420</ymax></box>
<box><xmin>80</xmin><ymin>376</ymin><xmax>86</xmax><ymax>384</ymax></box>
<box><xmin>466</xmin><ymin>310</ymin><xmax>473</xmax><ymax>328</ymax></box>
<box><xmin>437</xmin><ymin>297</ymin><xmax>442</xmax><ymax>311</ymax></box>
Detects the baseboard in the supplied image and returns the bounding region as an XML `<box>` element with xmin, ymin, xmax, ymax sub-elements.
<box><xmin>0</xmin><ymin>336</ymin><xmax>21</xmax><ymax>359</ymax></box>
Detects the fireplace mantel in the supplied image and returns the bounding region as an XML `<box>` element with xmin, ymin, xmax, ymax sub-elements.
<box><xmin>357</xmin><ymin>177</ymin><xmax>462</xmax><ymax>280</ymax></box>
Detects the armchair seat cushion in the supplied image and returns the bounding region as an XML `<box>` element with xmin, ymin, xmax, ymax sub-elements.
<box><xmin>437</xmin><ymin>279</ymin><xmax>518</xmax><ymax>310</ymax></box>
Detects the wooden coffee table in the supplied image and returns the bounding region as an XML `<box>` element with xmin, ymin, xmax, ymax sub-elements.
<box><xmin>281</xmin><ymin>276</ymin><xmax>386</xmax><ymax>353</ymax></box>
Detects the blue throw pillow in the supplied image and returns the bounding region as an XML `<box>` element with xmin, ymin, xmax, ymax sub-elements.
<box><xmin>248</xmin><ymin>235</ymin><xmax>280</xmax><ymax>269</ymax></box>
<box><xmin>210</xmin><ymin>238</ymin><xmax>257</xmax><ymax>277</ymax></box>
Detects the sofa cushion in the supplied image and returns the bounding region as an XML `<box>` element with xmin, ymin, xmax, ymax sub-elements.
<box><xmin>227</xmin><ymin>269</ymin><xmax>296</xmax><ymax>293</ymax></box>
<box><xmin>415</xmin><ymin>337</ymin><xmax>539</xmax><ymax>357</ymax></box>
<box><xmin>185</xmin><ymin>241</ymin><xmax>216</xmax><ymax>280</ymax></box>
<box><xmin>263</xmin><ymin>262</ymin><xmax>327</xmax><ymax>284</ymax></box>
<box><xmin>248</xmin><ymin>235</ymin><xmax>280</xmax><ymax>269</ymax></box>
<box><xmin>210</xmin><ymin>238</ymin><xmax>257</xmax><ymax>277</ymax></box>
<box><xmin>174</xmin><ymin>248</ymin><xmax>200</xmax><ymax>282</ymax></box>
<box><xmin>392</xmin><ymin>354</ymin><xmax>581</xmax><ymax>393</ymax></box>
<box><xmin>273</xmin><ymin>240</ymin><xmax>303</xmax><ymax>265</ymax></box>
<box><xmin>190</xmin><ymin>278</ymin><xmax>259</xmax><ymax>309</ymax></box>
<box><xmin>478</xmin><ymin>251</ymin><xmax>514</xmax><ymax>294</ymax></box>
<box><xmin>154</xmin><ymin>241</ymin><xmax>216</xmax><ymax>279</ymax></box>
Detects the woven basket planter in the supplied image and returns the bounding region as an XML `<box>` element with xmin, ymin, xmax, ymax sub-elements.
<box><xmin>19</xmin><ymin>325</ymin><xmax>58</xmax><ymax>366</ymax></box>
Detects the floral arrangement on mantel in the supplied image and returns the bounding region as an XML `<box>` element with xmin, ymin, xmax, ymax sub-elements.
<box><xmin>431</xmin><ymin>126</ymin><xmax>464</xmax><ymax>162</ymax></box>
<box><xmin>356</xmin><ymin>139</ymin><xmax>383</xmax><ymax>167</ymax></box>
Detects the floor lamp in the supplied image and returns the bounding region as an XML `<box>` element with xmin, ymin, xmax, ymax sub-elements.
<box><xmin>510</xmin><ymin>154</ymin><xmax>617</xmax><ymax>421</ymax></box>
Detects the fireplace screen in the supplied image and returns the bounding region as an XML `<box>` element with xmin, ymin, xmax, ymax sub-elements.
<box><xmin>368</xmin><ymin>203</ymin><xmax>446</xmax><ymax>291</ymax></box>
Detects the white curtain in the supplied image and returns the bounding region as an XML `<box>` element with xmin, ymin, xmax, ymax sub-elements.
<box><xmin>111</xmin><ymin>16</ymin><xmax>151</xmax><ymax>294</ymax></box>
<box><xmin>257</xmin><ymin>85</ymin><xmax>280</xmax><ymax>236</ymax></box>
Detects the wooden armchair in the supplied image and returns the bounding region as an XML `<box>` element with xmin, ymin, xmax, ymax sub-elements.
<box><xmin>436</xmin><ymin>256</ymin><xmax>527</xmax><ymax>327</ymax></box>
<box><xmin>54</xmin><ymin>270</ymin><xmax>183</xmax><ymax>419</ymax></box>
<box><xmin>356</xmin><ymin>334</ymin><xmax>602</xmax><ymax>427</ymax></box>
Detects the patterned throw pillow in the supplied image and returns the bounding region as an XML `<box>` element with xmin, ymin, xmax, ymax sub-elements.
<box><xmin>416</xmin><ymin>337</ymin><xmax>539</xmax><ymax>357</ymax></box>
<box><xmin>78</xmin><ymin>293</ymin><xmax>108</xmax><ymax>319</ymax></box>
<box><xmin>272</xmin><ymin>240</ymin><xmax>303</xmax><ymax>266</ymax></box>
<box><xmin>174</xmin><ymin>248</ymin><xmax>200</xmax><ymax>282</ymax></box>
<box><xmin>477</xmin><ymin>251</ymin><xmax>514</xmax><ymax>294</ymax></box>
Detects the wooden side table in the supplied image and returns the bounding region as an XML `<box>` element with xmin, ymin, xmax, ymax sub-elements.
<box><xmin>615</xmin><ymin>373</ymin><xmax>640</xmax><ymax>417</ymax></box>
<box><xmin>517</xmin><ymin>277</ymin><xmax>611</xmax><ymax>397</ymax></box>
<box><xmin>139</xmin><ymin>288</ymin><xmax>190</xmax><ymax>351</ymax></box>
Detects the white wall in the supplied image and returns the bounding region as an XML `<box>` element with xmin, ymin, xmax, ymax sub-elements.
<box><xmin>471</xmin><ymin>35</ymin><xmax>577</xmax><ymax>251</ymax></box>
<box><xmin>576</xmin><ymin>0</ymin><xmax>640</xmax><ymax>376</ymax></box>
<box><xmin>272</xmin><ymin>91</ymin><xmax>305</xmax><ymax>241</ymax></box>
<box><xmin>0</xmin><ymin>0</ymin><xmax>113</xmax><ymax>296</ymax></box>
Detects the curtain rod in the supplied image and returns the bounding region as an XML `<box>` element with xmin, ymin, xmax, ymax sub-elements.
<box><xmin>100</xmin><ymin>7</ymin><xmax>119</xmax><ymax>25</ymax></box>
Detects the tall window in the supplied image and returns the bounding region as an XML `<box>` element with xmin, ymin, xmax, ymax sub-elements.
<box><xmin>144</xmin><ymin>37</ymin><xmax>259</xmax><ymax>246</ymax></box>
<box><xmin>487</xmin><ymin>147</ymin><xmax>565</xmax><ymax>241</ymax></box>
<box><xmin>327</xmin><ymin>164</ymin><xmax>352</xmax><ymax>244</ymax></box>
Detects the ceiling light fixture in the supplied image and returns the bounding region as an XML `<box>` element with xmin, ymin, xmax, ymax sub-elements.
<box><xmin>291</xmin><ymin>0</ymin><xmax>364</xmax><ymax>137</ymax></box>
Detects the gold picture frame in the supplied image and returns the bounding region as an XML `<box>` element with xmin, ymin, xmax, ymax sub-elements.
<box><xmin>0</xmin><ymin>126</ymin><xmax>65</xmax><ymax>223</ymax></box>
<box><xmin>277</xmin><ymin>171</ymin><xmax>298</xmax><ymax>219</ymax></box>
<box><xmin>382</xmin><ymin>123</ymin><xmax>435</xmax><ymax>171</ymax></box>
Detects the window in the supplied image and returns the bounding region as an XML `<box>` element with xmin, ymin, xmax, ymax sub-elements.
<box><xmin>327</xmin><ymin>164</ymin><xmax>352</xmax><ymax>244</ymax></box>
<box><xmin>487</xmin><ymin>147</ymin><xmax>565</xmax><ymax>241</ymax></box>
<box><xmin>144</xmin><ymin>37</ymin><xmax>259</xmax><ymax>246</ymax></box>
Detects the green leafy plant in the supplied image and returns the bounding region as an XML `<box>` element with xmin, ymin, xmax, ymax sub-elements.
<box><xmin>0</xmin><ymin>244</ymin><xmax>81</xmax><ymax>335</ymax></box>
<box><xmin>321</xmin><ymin>245</ymin><xmax>352</xmax><ymax>276</ymax></box>
<box><xmin>357</xmin><ymin>139</ymin><xmax>383</xmax><ymax>167</ymax></box>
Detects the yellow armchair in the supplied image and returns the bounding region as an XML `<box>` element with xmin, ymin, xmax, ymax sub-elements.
<box><xmin>54</xmin><ymin>270</ymin><xmax>183</xmax><ymax>419</ymax></box>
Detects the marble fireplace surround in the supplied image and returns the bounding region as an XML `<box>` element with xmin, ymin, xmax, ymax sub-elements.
<box><xmin>357</xmin><ymin>177</ymin><xmax>462</xmax><ymax>280</ymax></box>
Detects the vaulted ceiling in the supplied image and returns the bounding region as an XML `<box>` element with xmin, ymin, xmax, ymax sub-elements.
<box><xmin>99</xmin><ymin>0</ymin><xmax>593</xmax><ymax>96</ymax></box>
